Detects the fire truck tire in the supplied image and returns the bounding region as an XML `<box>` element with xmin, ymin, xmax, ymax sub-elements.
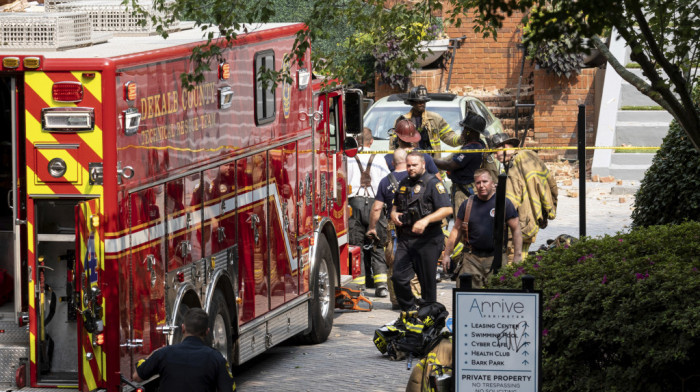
<box><xmin>209</xmin><ymin>290</ymin><xmax>233</xmax><ymax>361</ymax></box>
<box><xmin>172</xmin><ymin>303</ymin><xmax>190</xmax><ymax>345</ymax></box>
<box><xmin>300</xmin><ymin>236</ymin><xmax>335</xmax><ymax>344</ymax></box>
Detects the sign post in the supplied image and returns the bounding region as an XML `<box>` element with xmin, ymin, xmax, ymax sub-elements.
<box><xmin>453</xmin><ymin>283</ymin><xmax>541</xmax><ymax>391</ymax></box>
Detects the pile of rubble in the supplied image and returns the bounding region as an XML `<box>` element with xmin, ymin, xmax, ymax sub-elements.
<box><xmin>545</xmin><ymin>160</ymin><xmax>636</xmax><ymax>202</ymax></box>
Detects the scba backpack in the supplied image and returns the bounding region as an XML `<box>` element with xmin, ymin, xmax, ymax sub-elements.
<box><xmin>373</xmin><ymin>302</ymin><xmax>449</xmax><ymax>361</ymax></box>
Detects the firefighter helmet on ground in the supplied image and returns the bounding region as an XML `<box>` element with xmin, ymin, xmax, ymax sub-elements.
<box><xmin>458</xmin><ymin>110</ymin><xmax>486</xmax><ymax>134</ymax></box>
<box><xmin>393</xmin><ymin>117</ymin><xmax>421</xmax><ymax>143</ymax></box>
<box><xmin>404</xmin><ymin>85</ymin><xmax>431</xmax><ymax>105</ymax></box>
<box><xmin>489</xmin><ymin>133</ymin><xmax>520</xmax><ymax>148</ymax></box>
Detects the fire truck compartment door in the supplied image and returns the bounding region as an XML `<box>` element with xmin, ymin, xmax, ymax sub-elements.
<box><xmin>128</xmin><ymin>187</ymin><xmax>166</xmax><ymax>373</ymax></box>
<box><xmin>35</xmin><ymin>144</ymin><xmax>82</xmax><ymax>184</ymax></box>
<box><xmin>75</xmin><ymin>198</ymin><xmax>105</xmax><ymax>390</ymax></box>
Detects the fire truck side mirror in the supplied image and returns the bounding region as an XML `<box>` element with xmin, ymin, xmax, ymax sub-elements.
<box><xmin>344</xmin><ymin>89</ymin><xmax>364</xmax><ymax>135</ymax></box>
<box><xmin>343</xmin><ymin>137</ymin><xmax>358</xmax><ymax>158</ymax></box>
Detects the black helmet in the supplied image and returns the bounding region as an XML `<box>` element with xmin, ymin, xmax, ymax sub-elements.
<box><xmin>404</xmin><ymin>85</ymin><xmax>431</xmax><ymax>105</ymax></box>
<box><xmin>459</xmin><ymin>111</ymin><xmax>486</xmax><ymax>134</ymax></box>
<box><xmin>489</xmin><ymin>133</ymin><xmax>520</xmax><ymax>148</ymax></box>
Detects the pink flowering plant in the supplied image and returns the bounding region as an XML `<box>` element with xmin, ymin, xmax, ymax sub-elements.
<box><xmin>489</xmin><ymin>221</ymin><xmax>700</xmax><ymax>392</ymax></box>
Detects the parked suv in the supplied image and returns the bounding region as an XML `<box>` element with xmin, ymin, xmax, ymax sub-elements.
<box><xmin>362</xmin><ymin>92</ymin><xmax>504</xmax><ymax>157</ymax></box>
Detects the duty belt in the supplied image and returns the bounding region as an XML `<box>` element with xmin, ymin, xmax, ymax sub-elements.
<box><xmin>468</xmin><ymin>247</ymin><xmax>494</xmax><ymax>257</ymax></box>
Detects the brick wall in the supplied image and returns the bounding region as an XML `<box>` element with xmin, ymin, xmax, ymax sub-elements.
<box><xmin>443</xmin><ymin>10</ymin><xmax>534</xmax><ymax>92</ymax></box>
<box><xmin>533</xmin><ymin>68</ymin><xmax>598</xmax><ymax>161</ymax></box>
<box><xmin>374</xmin><ymin>69</ymin><xmax>443</xmax><ymax>100</ymax></box>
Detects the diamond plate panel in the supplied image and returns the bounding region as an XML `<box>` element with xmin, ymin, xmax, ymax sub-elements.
<box><xmin>266</xmin><ymin>303</ymin><xmax>308</xmax><ymax>348</ymax></box>
<box><xmin>0</xmin><ymin>386</ymin><xmax>78</xmax><ymax>392</ymax></box>
<box><xmin>0</xmin><ymin>346</ymin><xmax>28</xmax><ymax>384</ymax></box>
<box><xmin>0</xmin><ymin>321</ymin><xmax>29</xmax><ymax>344</ymax></box>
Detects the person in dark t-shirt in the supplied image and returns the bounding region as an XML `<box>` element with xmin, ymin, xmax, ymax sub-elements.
<box><xmin>441</xmin><ymin>169</ymin><xmax>522</xmax><ymax>288</ymax></box>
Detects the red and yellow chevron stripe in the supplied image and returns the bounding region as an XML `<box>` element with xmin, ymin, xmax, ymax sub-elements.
<box><xmin>24</xmin><ymin>71</ymin><xmax>104</xmax><ymax>195</ymax></box>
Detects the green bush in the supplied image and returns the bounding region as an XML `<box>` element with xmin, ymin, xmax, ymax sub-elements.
<box><xmin>631</xmin><ymin>119</ymin><xmax>700</xmax><ymax>227</ymax></box>
<box><xmin>489</xmin><ymin>222</ymin><xmax>700</xmax><ymax>392</ymax></box>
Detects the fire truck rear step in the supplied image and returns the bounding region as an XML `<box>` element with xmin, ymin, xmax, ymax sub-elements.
<box><xmin>0</xmin><ymin>317</ymin><xmax>29</xmax><ymax>387</ymax></box>
<box><xmin>0</xmin><ymin>345</ymin><xmax>28</xmax><ymax>386</ymax></box>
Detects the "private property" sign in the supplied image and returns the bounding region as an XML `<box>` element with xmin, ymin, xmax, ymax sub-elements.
<box><xmin>453</xmin><ymin>291</ymin><xmax>541</xmax><ymax>392</ymax></box>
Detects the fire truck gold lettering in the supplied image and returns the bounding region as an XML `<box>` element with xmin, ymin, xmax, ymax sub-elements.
<box><xmin>169</xmin><ymin>90</ymin><xmax>179</xmax><ymax>113</ymax></box>
<box><xmin>136</xmin><ymin>83</ymin><xmax>217</xmax><ymax>145</ymax></box>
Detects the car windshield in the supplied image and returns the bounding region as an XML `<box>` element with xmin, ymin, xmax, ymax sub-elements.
<box><xmin>364</xmin><ymin>106</ymin><xmax>463</xmax><ymax>140</ymax></box>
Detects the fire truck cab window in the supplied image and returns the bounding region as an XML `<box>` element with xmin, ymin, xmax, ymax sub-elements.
<box><xmin>254</xmin><ymin>50</ymin><xmax>276</xmax><ymax>125</ymax></box>
<box><xmin>328</xmin><ymin>96</ymin><xmax>340</xmax><ymax>152</ymax></box>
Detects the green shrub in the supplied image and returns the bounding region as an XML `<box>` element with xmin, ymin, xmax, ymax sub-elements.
<box><xmin>631</xmin><ymin>119</ymin><xmax>700</xmax><ymax>227</ymax></box>
<box><xmin>489</xmin><ymin>222</ymin><xmax>700</xmax><ymax>392</ymax></box>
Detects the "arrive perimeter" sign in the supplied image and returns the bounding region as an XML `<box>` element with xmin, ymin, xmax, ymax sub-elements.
<box><xmin>453</xmin><ymin>291</ymin><xmax>541</xmax><ymax>392</ymax></box>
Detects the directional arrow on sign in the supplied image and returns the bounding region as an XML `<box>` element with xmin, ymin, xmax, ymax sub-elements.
<box><xmin>522</xmin><ymin>350</ymin><xmax>529</xmax><ymax>356</ymax></box>
<box><xmin>522</xmin><ymin>360</ymin><xmax>529</xmax><ymax>366</ymax></box>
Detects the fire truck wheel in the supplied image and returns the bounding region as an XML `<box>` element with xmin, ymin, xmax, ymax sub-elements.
<box><xmin>209</xmin><ymin>290</ymin><xmax>232</xmax><ymax>361</ymax></box>
<box><xmin>300</xmin><ymin>236</ymin><xmax>336</xmax><ymax>344</ymax></box>
<box><xmin>172</xmin><ymin>303</ymin><xmax>190</xmax><ymax>345</ymax></box>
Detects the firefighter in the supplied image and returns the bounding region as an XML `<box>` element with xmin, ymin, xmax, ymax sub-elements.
<box><xmin>396</xmin><ymin>85</ymin><xmax>461</xmax><ymax>158</ymax></box>
<box><xmin>133</xmin><ymin>308</ymin><xmax>236</xmax><ymax>391</ymax></box>
<box><xmin>441</xmin><ymin>169</ymin><xmax>522</xmax><ymax>288</ymax></box>
<box><xmin>385</xmin><ymin>117</ymin><xmax>440</xmax><ymax>175</ymax></box>
<box><xmin>491</xmin><ymin>133</ymin><xmax>558</xmax><ymax>261</ymax></box>
<box><xmin>433</xmin><ymin>110</ymin><xmax>487</xmax><ymax>215</ymax></box>
<box><xmin>390</xmin><ymin>151</ymin><xmax>452</xmax><ymax>311</ymax></box>
<box><xmin>348</xmin><ymin>127</ymin><xmax>391</xmax><ymax>297</ymax></box>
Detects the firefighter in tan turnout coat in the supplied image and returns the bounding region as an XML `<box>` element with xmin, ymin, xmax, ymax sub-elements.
<box><xmin>491</xmin><ymin>133</ymin><xmax>558</xmax><ymax>259</ymax></box>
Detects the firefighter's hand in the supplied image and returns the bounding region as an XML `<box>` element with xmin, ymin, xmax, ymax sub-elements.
<box><xmin>391</xmin><ymin>212</ymin><xmax>403</xmax><ymax>227</ymax></box>
<box><xmin>412</xmin><ymin>218</ymin><xmax>428</xmax><ymax>234</ymax></box>
<box><xmin>441</xmin><ymin>254</ymin><xmax>451</xmax><ymax>272</ymax></box>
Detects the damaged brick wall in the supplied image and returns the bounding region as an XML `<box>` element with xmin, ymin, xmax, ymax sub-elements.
<box><xmin>533</xmin><ymin>68</ymin><xmax>598</xmax><ymax>162</ymax></box>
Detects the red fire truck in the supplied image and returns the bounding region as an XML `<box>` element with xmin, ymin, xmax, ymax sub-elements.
<box><xmin>0</xmin><ymin>18</ymin><xmax>363</xmax><ymax>391</ymax></box>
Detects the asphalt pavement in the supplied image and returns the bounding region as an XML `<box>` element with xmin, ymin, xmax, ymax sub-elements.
<box><xmin>234</xmin><ymin>180</ymin><xmax>637</xmax><ymax>391</ymax></box>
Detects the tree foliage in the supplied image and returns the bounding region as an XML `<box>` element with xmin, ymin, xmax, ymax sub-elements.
<box><xmin>447</xmin><ymin>0</ymin><xmax>700</xmax><ymax>150</ymax></box>
<box><xmin>491</xmin><ymin>222</ymin><xmax>700</xmax><ymax>391</ymax></box>
<box><xmin>127</xmin><ymin>0</ymin><xmax>445</xmax><ymax>90</ymax></box>
<box><xmin>129</xmin><ymin>0</ymin><xmax>700</xmax><ymax>149</ymax></box>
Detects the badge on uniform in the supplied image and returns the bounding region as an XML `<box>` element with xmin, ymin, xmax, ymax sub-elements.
<box><xmin>413</xmin><ymin>185</ymin><xmax>421</xmax><ymax>193</ymax></box>
<box><xmin>436</xmin><ymin>183</ymin><xmax>446</xmax><ymax>194</ymax></box>
<box><xmin>399</xmin><ymin>186</ymin><xmax>407</xmax><ymax>193</ymax></box>
<box><xmin>219</xmin><ymin>184</ymin><xmax>227</xmax><ymax>193</ymax></box>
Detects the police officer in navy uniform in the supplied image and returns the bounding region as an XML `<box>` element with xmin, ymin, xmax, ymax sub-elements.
<box><xmin>133</xmin><ymin>308</ymin><xmax>236</xmax><ymax>391</ymax></box>
<box><xmin>390</xmin><ymin>151</ymin><xmax>453</xmax><ymax>311</ymax></box>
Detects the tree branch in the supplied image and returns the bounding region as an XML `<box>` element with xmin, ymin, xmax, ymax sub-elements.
<box><xmin>591</xmin><ymin>36</ymin><xmax>673</xmax><ymax>113</ymax></box>
<box><xmin>626</xmin><ymin>0</ymin><xmax>697</xmax><ymax>120</ymax></box>
<box><xmin>592</xmin><ymin>35</ymin><xmax>700</xmax><ymax>150</ymax></box>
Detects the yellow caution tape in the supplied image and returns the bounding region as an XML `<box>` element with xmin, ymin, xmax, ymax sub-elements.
<box><xmin>358</xmin><ymin>146</ymin><xmax>660</xmax><ymax>154</ymax></box>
